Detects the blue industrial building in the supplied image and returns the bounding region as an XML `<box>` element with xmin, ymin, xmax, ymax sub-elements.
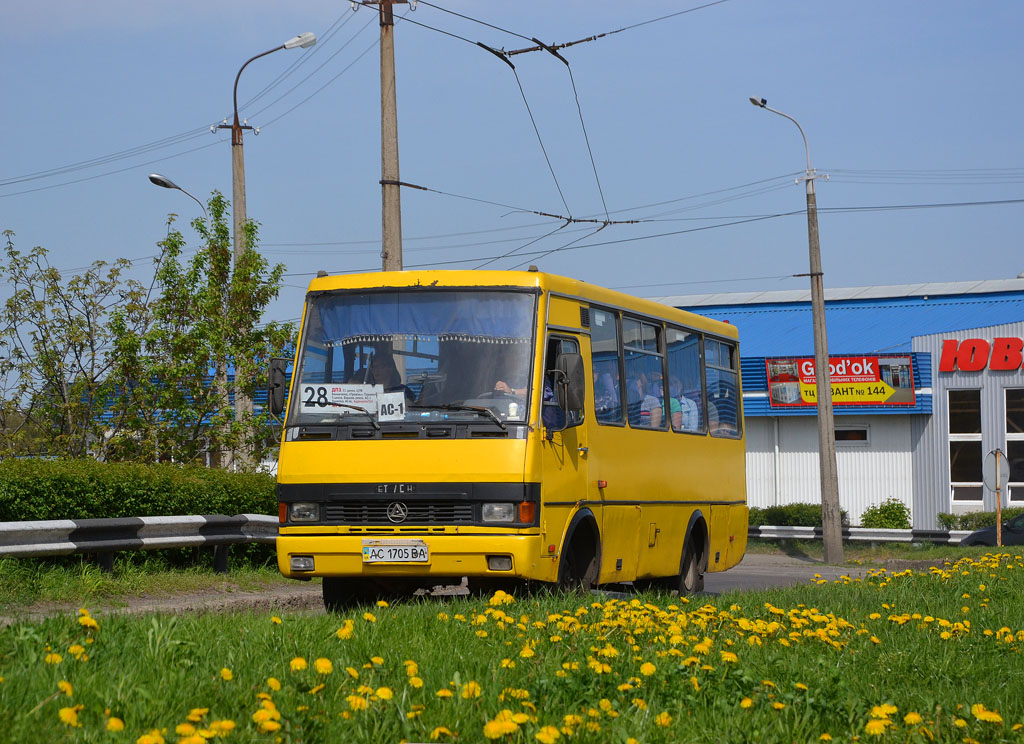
<box><xmin>657</xmin><ymin>279</ymin><xmax>1024</xmax><ymax>528</ymax></box>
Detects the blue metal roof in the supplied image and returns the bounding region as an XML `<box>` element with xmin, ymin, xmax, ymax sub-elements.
<box><xmin>677</xmin><ymin>289</ymin><xmax>1024</xmax><ymax>357</ymax></box>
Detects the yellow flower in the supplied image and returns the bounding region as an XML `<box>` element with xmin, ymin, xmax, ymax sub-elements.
<box><xmin>954</xmin><ymin>718</ymin><xmax>968</xmax><ymax>728</ymax></box>
<box><xmin>631</xmin><ymin>698</ymin><xmax>647</xmax><ymax>710</ymax></box>
<box><xmin>377</xmin><ymin>599</ymin><xmax>389</xmax><ymax>607</ymax></box>
<box><xmin>137</xmin><ymin>731</ymin><xmax>166</xmax><ymax>744</ymax></box>
<box><xmin>520</xmin><ymin>645</ymin><xmax>535</xmax><ymax>659</ymax></box>
<box><xmin>290</xmin><ymin>657</ymin><xmax>307</xmax><ymax>672</ymax></box>
<box><xmin>690</xmin><ymin>676</ymin><xmax>700</xmax><ymax>692</ymax></box>
<box><xmin>336</xmin><ymin>621</ymin><xmax>354</xmax><ymax>639</ymax></box>
<box><xmin>461</xmin><ymin>680</ymin><xmax>482</xmax><ymax>699</ymax></box>
<box><xmin>346</xmin><ymin>666</ymin><xmax>360</xmax><ymax>679</ymax></box>
<box><xmin>870</xmin><ymin>704</ymin><xmax>898</xmax><ymax>719</ymax></box>
<box><xmin>59</xmin><ymin>704</ymin><xmax>84</xmax><ymax>727</ymax></box>
<box><xmin>220</xmin><ymin>667</ymin><xmax>233</xmax><ymax>681</ymax></box>
<box><xmin>740</xmin><ymin>698</ymin><xmax>754</xmax><ymax>709</ymax></box>
<box><xmin>267</xmin><ymin>677</ymin><xmax>281</xmax><ymax>691</ymax></box>
<box><xmin>865</xmin><ymin>719</ymin><xmax>893</xmax><ymax>736</ymax></box>
<box><xmin>819</xmin><ymin>734</ymin><xmax>832</xmax><ymax>741</ymax></box>
<box><xmin>58</xmin><ymin>680</ymin><xmax>73</xmax><ymax>696</ymax></box>
<box><xmin>971</xmin><ymin>703</ymin><xmax>1003</xmax><ymax>724</ymax></box>
<box><xmin>270</xmin><ymin>616</ymin><xmax>282</xmax><ymax>624</ymax></box>
<box><xmin>376</xmin><ymin>686</ymin><xmax>394</xmax><ymax>700</ymax></box>
<box><xmin>409</xmin><ymin>676</ymin><xmax>424</xmax><ymax>688</ymax></box>
<box><xmin>655</xmin><ymin>711</ymin><xmax>673</xmax><ymax>727</ymax></box>
<box><xmin>371</xmin><ymin>656</ymin><xmax>384</xmax><ymax>666</ymax></box>
<box><xmin>720</xmin><ymin>651</ymin><xmax>738</xmax><ymax>664</ymax></box>
<box><xmin>78</xmin><ymin>615</ymin><xmax>99</xmax><ymax>630</ymax></box>
<box><xmin>640</xmin><ymin>662</ymin><xmax>656</xmax><ymax>676</ymax></box>
<box><xmin>431</xmin><ymin>726</ymin><xmax>456</xmax><ymax>740</ymax></box>
<box><xmin>535</xmin><ymin>725</ymin><xmax>561</xmax><ymax>743</ymax></box>
<box><xmin>186</xmin><ymin>708</ymin><xmax>209</xmax><ymax>722</ymax></box>
<box><xmin>347</xmin><ymin>695</ymin><xmax>369</xmax><ymax>711</ymax></box>
<box><xmin>315</xmin><ymin>657</ymin><xmax>333</xmax><ymax>675</ymax></box>
<box><xmin>772</xmin><ymin>702</ymin><xmax>786</xmax><ymax>711</ymax></box>
<box><xmin>796</xmin><ymin>683</ymin><xmax>809</xmax><ymax>691</ymax></box>
<box><xmin>106</xmin><ymin>717</ymin><xmax>125</xmax><ymax>732</ymax></box>
<box><xmin>176</xmin><ymin>723</ymin><xmax>197</xmax><ymax>735</ymax></box>
<box><xmin>209</xmin><ymin>720</ymin><xmax>235</xmax><ymax>734</ymax></box>
<box><xmin>45</xmin><ymin>653</ymin><xmax>63</xmax><ymax>665</ymax></box>
<box><xmin>258</xmin><ymin>720</ymin><xmax>281</xmax><ymax>733</ymax></box>
<box><xmin>68</xmin><ymin>644</ymin><xmax>85</xmax><ymax>658</ymax></box>
<box><xmin>363</xmin><ymin>612</ymin><xmax>377</xmax><ymax>623</ymax></box>
<box><xmin>437</xmin><ymin>689</ymin><xmax>453</xmax><ymax>699</ymax></box>
<box><xmin>904</xmin><ymin>712</ymin><xmax>923</xmax><ymax>725</ymax></box>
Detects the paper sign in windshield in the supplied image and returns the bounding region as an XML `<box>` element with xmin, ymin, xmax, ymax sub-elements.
<box><xmin>299</xmin><ymin>383</ymin><xmax>382</xmax><ymax>415</ymax></box>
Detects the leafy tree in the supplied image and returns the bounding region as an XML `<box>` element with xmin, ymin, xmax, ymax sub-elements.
<box><xmin>108</xmin><ymin>192</ymin><xmax>294</xmax><ymax>468</ymax></box>
<box><xmin>0</xmin><ymin>230</ymin><xmax>150</xmax><ymax>459</ymax></box>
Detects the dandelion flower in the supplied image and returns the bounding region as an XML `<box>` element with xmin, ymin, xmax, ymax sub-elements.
<box><xmin>347</xmin><ymin>695</ymin><xmax>369</xmax><ymax>712</ymax></box>
<box><xmin>865</xmin><ymin>719</ymin><xmax>893</xmax><ymax>736</ymax></box>
<box><xmin>59</xmin><ymin>704</ymin><xmax>84</xmax><ymax>727</ymax></box>
<box><xmin>363</xmin><ymin>612</ymin><xmax>377</xmax><ymax>623</ymax></box>
<box><xmin>535</xmin><ymin>725</ymin><xmax>561</xmax><ymax>743</ymax></box>
<box><xmin>437</xmin><ymin>689</ymin><xmax>454</xmax><ymax>698</ymax></box>
<box><xmin>655</xmin><ymin>712</ymin><xmax>673</xmax><ymax>727</ymax></box>
<box><xmin>176</xmin><ymin>723</ymin><xmax>197</xmax><ymax>735</ymax></box>
<box><xmin>461</xmin><ymin>680</ymin><xmax>482</xmax><ymax>699</ymax></box>
<box><xmin>870</xmin><ymin>704</ymin><xmax>898</xmax><ymax>719</ymax></box>
<box><xmin>640</xmin><ymin>662</ymin><xmax>656</xmax><ymax>676</ymax></box>
<box><xmin>740</xmin><ymin>698</ymin><xmax>754</xmax><ymax>709</ymax></box>
<box><xmin>971</xmin><ymin>704</ymin><xmax>1003</xmax><ymax>724</ymax></box>
<box><xmin>220</xmin><ymin>667</ymin><xmax>233</xmax><ymax>681</ymax></box>
<box><xmin>78</xmin><ymin>615</ymin><xmax>99</xmax><ymax>630</ymax></box>
<box><xmin>315</xmin><ymin>658</ymin><xmax>333</xmax><ymax>675</ymax></box>
<box><xmin>267</xmin><ymin>677</ymin><xmax>281</xmax><ymax>691</ymax></box>
<box><xmin>45</xmin><ymin>653</ymin><xmax>62</xmax><ymax>665</ymax></box>
<box><xmin>270</xmin><ymin>616</ymin><xmax>282</xmax><ymax>624</ymax></box>
<box><xmin>371</xmin><ymin>656</ymin><xmax>384</xmax><ymax>666</ymax></box>
<box><xmin>795</xmin><ymin>683</ymin><xmax>809</xmax><ymax>691</ymax></box>
<box><xmin>720</xmin><ymin>651</ymin><xmax>738</xmax><ymax>664</ymax></box>
<box><xmin>290</xmin><ymin>657</ymin><xmax>307</xmax><ymax>672</ymax></box>
<box><xmin>819</xmin><ymin>734</ymin><xmax>832</xmax><ymax>741</ymax></box>
<box><xmin>954</xmin><ymin>718</ymin><xmax>968</xmax><ymax>728</ymax></box>
<box><xmin>376</xmin><ymin>686</ymin><xmax>394</xmax><ymax>700</ymax></box>
<box><xmin>106</xmin><ymin>717</ymin><xmax>125</xmax><ymax>732</ymax></box>
<box><xmin>377</xmin><ymin>600</ymin><xmax>389</xmax><ymax>607</ymax></box>
<box><xmin>904</xmin><ymin>712</ymin><xmax>923</xmax><ymax>725</ymax></box>
<box><xmin>209</xmin><ymin>720</ymin><xmax>235</xmax><ymax>734</ymax></box>
<box><xmin>431</xmin><ymin>726</ymin><xmax>456</xmax><ymax>740</ymax></box>
<box><xmin>186</xmin><ymin>708</ymin><xmax>209</xmax><ymax>722</ymax></box>
<box><xmin>772</xmin><ymin>702</ymin><xmax>786</xmax><ymax>711</ymax></box>
<box><xmin>336</xmin><ymin>621</ymin><xmax>355</xmax><ymax>639</ymax></box>
<box><xmin>58</xmin><ymin>680</ymin><xmax>73</xmax><ymax>696</ymax></box>
<box><xmin>409</xmin><ymin>676</ymin><xmax>424</xmax><ymax>688</ymax></box>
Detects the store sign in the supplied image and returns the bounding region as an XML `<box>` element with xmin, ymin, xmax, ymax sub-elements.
<box><xmin>938</xmin><ymin>337</ymin><xmax>1024</xmax><ymax>372</ymax></box>
<box><xmin>766</xmin><ymin>355</ymin><xmax>916</xmax><ymax>407</ymax></box>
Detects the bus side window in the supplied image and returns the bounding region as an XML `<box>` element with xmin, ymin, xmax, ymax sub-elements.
<box><xmin>590</xmin><ymin>308</ymin><xmax>622</xmax><ymax>424</ymax></box>
<box><xmin>707</xmin><ymin>339</ymin><xmax>740</xmax><ymax>436</ymax></box>
<box><xmin>666</xmin><ymin>327</ymin><xmax>704</xmax><ymax>433</ymax></box>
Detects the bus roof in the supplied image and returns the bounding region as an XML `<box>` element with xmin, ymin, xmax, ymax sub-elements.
<box><xmin>306</xmin><ymin>269</ymin><xmax>738</xmax><ymax>341</ymax></box>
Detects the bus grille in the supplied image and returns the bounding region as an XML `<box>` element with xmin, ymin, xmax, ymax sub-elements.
<box><xmin>323</xmin><ymin>501</ymin><xmax>475</xmax><ymax>525</ymax></box>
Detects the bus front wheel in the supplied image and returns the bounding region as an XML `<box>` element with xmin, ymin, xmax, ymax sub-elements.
<box><xmin>674</xmin><ymin>540</ymin><xmax>704</xmax><ymax>594</ymax></box>
<box><xmin>322</xmin><ymin>577</ymin><xmax>378</xmax><ymax>612</ymax></box>
<box><xmin>556</xmin><ymin>534</ymin><xmax>599</xmax><ymax>592</ymax></box>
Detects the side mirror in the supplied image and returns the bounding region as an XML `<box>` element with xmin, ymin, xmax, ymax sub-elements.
<box><xmin>268</xmin><ymin>357</ymin><xmax>289</xmax><ymax>416</ymax></box>
<box><xmin>556</xmin><ymin>352</ymin><xmax>586</xmax><ymax>412</ymax></box>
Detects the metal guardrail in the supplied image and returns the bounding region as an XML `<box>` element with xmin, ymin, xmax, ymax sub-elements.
<box><xmin>0</xmin><ymin>514</ymin><xmax>279</xmax><ymax>573</ymax></box>
<box><xmin>748</xmin><ymin>525</ymin><xmax>972</xmax><ymax>545</ymax></box>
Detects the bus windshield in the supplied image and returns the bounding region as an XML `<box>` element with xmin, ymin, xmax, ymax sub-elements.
<box><xmin>290</xmin><ymin>289</ymin><xmax>537</xmax><ymax>425</ymax></box>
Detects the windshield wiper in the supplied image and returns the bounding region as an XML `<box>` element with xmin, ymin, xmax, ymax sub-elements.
<box><xmin>409</xmin><ymin>404</ymin><xmax>507</xmax><ymax>431</ymax></box>
<box><xmin>318</xmin><ymin>402</ymin><xmax>380</xmax><ymax>430</ymax></box>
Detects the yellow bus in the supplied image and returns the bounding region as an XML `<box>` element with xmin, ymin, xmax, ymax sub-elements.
<box><xmin>269</xmin><ymin>269</ymin><xmax>747</xmax><ymax>609</ymax></box>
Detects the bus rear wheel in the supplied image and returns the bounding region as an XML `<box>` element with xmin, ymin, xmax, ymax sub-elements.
<box><xmin>674</xmin><ymin>540</ymin><xmax>704</xmax><ymax>594</ymax></box>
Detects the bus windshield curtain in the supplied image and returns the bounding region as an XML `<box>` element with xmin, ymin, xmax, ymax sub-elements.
<box><xmin>316</xmin><ymin>292</ymin><xmax>534</xmax><ymax>345</ymax></box>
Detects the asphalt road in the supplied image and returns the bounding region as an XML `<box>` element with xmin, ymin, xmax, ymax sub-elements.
<box><xmin>702</xmin><ymin>552</ymin><xmax>865</xmax><ymax>595</ymax></box>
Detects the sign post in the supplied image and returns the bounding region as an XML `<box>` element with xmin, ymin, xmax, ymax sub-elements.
<box><xmin>983</xmin><ymin>448</ymin><xmax>1009</xmax><ymax>547</ymax></box>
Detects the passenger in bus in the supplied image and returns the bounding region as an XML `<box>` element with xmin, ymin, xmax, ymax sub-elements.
<box><xmin>637</xmin><ymin>374</ymin><xmax>663</xmax><ymax>428</ymax></box>
<box><xmin>669</xmin><ymin>375</ymin><xmax>700</xmax><ymax>431</ymax></box>
<box><xmin>593</xmin><ymin>370</ymin><xmax>619</xmax><ymax>420</ymax></box>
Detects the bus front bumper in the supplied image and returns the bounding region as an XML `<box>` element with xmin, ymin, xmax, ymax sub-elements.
<box><xmin>276</xmin><ymin>533</ymin><xmax>554</xmax><ymax>581</ymax></box>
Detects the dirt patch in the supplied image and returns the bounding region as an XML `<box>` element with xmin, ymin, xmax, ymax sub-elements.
<box><xmin>0</xmin><ymin>582</ymin><xmax>324</xmax><ymax>628</ymax></box>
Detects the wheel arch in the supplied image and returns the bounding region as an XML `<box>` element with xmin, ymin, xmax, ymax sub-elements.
<box><xmin>558</xmin><ymin>507</ymin><xmax>601</xmax><ymax>579</ymax></box>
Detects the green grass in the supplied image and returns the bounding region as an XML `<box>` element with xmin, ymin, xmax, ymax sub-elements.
<box><xmin>1</xmin><ymin>552</ymin><xmax>1022</xmax><ymax>743</ymax></box>
<box><xmin>0</xmin><ymin>555</ymin><xmax>290</xmax><ymax>613</ymax></box>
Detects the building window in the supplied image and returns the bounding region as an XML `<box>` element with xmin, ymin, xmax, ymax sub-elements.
<box><xmin>835</xmin><ymin>425</ymin><xmax>869</xmax><ymax>446</ymax></box>
<box><xmin>1007</xmin><ymin>389</ymin><xmax>1024</xmax><ymax>503</ymax></box>
<box><xmin>949</xmin><ymin>389</ymin><xmax>983</xmax><ymax>502</ymax></box>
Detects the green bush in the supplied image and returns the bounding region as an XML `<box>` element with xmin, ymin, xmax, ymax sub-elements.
<box><xmin>936</xmin><ymin>507</ymin><xmax>1024</xmax><ymax>531</ymax></box>
<box><xmin>859</xmin><ymin>497</ymin><xmax>911</xmax><ymax>529</ymax></box>
<box><xmin>748</xmin><ymin>503</ymin><xmax>849</xmax><ymax>528</ymax></box>
<box><xmin>0</xmin><ymin>458</ymin><xmax>276</xmax><ymax>521</ymax></box>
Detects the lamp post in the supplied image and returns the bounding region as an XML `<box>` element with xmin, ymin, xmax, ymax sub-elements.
<box><xmin>214</xmin><ymin>32</ymin><xmax>315</xmax><ymax>468</ymax></box>
<box><xmin>749</xmin><ymin>96</ymin><xmax>843</xmax><ymax>564</ymax></box>
<box><xmin>148</xmin><ymin>173</ymin><xmax>208</xmax><ymax>220</ymax></box>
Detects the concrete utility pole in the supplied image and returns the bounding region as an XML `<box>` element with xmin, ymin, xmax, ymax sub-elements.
<box><xmin>376</xmin><ymin>0</ymin><xmax>406</xmax><ymax>270</ymax></box>
<box><xmin>217</xmin><ymin>32</ymin><xmax>315</xmax><ymax>468</ymax></box>
<box><xmin>750</xmin><ymin>96</ymin><xmax>843</xmax><ymax>565</ymax></box>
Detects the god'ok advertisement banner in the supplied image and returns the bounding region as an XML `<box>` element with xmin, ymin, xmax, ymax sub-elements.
<box><xmin>766</xmin><ymin>356</ymin><xmax>915</xmax><ymax>407</ymax></box>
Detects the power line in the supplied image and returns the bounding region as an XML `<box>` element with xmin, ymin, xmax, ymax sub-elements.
<box><xmin>415</xmin><ymin>1</ymin><xmax>534</xmax><ymax>43</ymax></box>
<box><xmin>505</xmin><ymin>0</ymin><xmax>732</xmax><ymax>56</ymax></box>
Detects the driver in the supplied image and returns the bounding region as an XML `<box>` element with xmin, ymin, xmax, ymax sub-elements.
<box><xmin>493</xmin><ymin>378</ymin><xmax>526</xmax><ymax>397</ymax></box>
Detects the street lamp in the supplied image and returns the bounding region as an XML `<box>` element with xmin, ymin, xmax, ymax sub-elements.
<box><xmin>148</xmin><ymin>173</ymin><xmax>208</xmax><ymax>220</ymax></box>
<box><xmin>215</xmin><ymin>32</ymin><xmax>315</xmax><ymax>468</ymax></box>
<box><xmin>749</xmin><ymin>96</ymin><xmax>843</xmax><ymax>564</ymax></box>
<box><xmin>217</xmin><ymin>32</ymin><xmax>316</xmax><ymax>269</ymax></box>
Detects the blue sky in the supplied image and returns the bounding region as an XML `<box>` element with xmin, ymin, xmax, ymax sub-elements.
<box><xmin>1</xmin><ymin>1</ymin><xmax>1022</xmax><ymax>324</ymax></box>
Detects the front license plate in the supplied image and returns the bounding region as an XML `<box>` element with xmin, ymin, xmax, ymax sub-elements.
<box><xmin>362</xmin><ymin>540</ymin><xmax>429</xmax><ymax>564</ymax></box>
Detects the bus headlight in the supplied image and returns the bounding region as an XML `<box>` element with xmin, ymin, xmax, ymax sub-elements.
<box><xmin>482</xmin><ymin>503</ymin><xmax>515</xmax><ymax>522</ymax></box>
<box><xmin>289</xmin><ymin>502</ymin><xmax>320</xmax><ymax>522</ymax></box>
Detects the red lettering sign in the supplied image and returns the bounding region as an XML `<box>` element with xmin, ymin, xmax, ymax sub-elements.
<box><xmin>938</xmin><ymin>337</ymin><xmax>1024</xmax><ymax>372</ymax></box>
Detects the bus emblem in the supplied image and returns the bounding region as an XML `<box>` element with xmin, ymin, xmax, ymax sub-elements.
<box><xmin>386</xmin><ymin>502</ymin><xmax>409</xmax><ymax>523</ymax></box>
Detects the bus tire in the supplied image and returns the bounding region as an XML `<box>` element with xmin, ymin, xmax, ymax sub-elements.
<box><xmin>556</xmin><ymin>517</ymin><xmax>600</xmax><ymax>592</ymax></box>
<box><xmin>322</xmin><ymin>577</ymin><xmax>377</xmax><ymax>612</ymax></box>
<box><xmin>678</xmin><ymin>539</ymin><xmax>704</xmax><ymax>594</ymax></box>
